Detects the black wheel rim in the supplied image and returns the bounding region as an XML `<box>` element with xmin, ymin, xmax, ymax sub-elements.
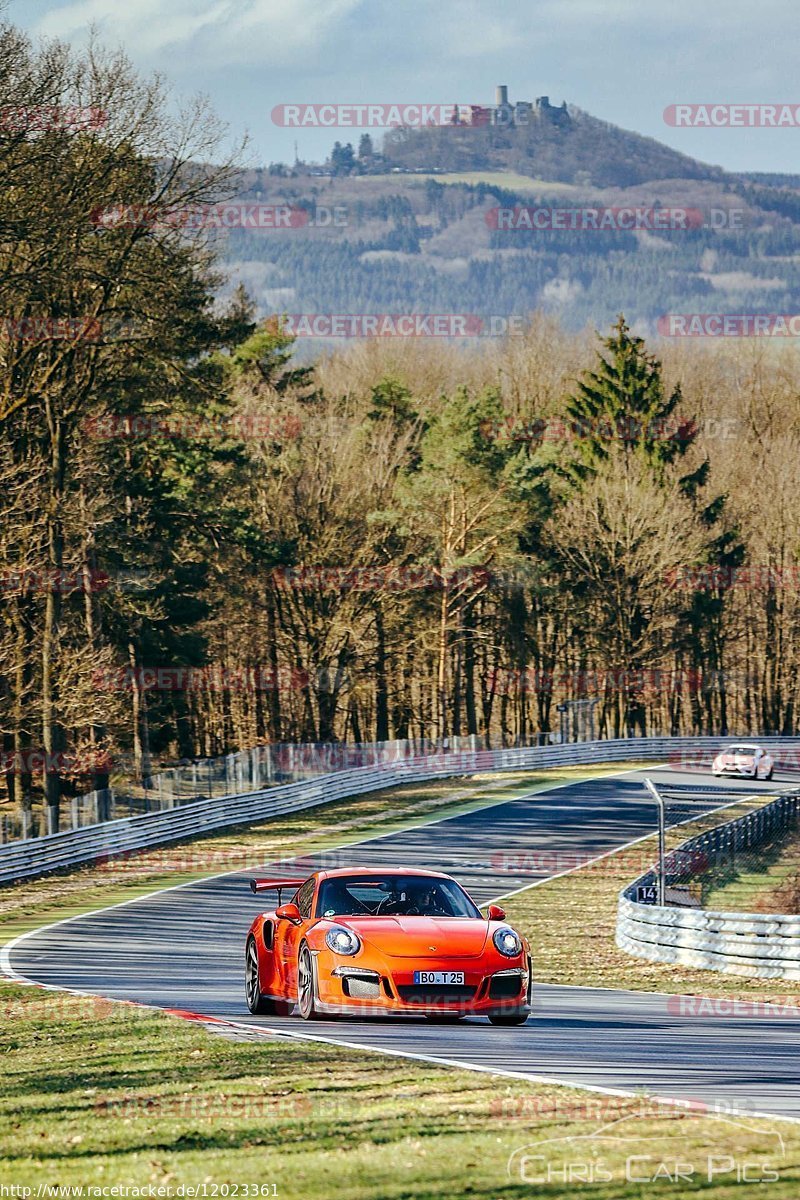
<box><xmin>245</xmin><ymin>941</ymin><xmax>260</xmax><ymax>1009</ymax></box>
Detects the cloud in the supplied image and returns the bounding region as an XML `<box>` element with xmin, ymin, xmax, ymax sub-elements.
<box><xmin>33</xmin><ymin>0</ymin><xmax>364</xmax><ymax>66</ymax></box>
<box><xmin>18</xmin><ymin>0</ymin><xmax>800</xmax><ymax>173</ymax></box>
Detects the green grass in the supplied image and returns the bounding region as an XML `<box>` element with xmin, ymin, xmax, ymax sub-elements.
<box><xmin>701</xmin><ymin>829</ymin><xmax>800</xmax><ymax>914</ymax></box>
<box><xmin>1</xmin><ymin>979</ymin><xmax>797</xmax><ymax>1197</ymax></box>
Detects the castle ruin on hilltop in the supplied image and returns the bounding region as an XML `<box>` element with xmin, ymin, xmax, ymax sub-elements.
<box><xmin>460</xmin><ymin>85</ymin><xmax>570</xmax><ymax>129</ymax></box>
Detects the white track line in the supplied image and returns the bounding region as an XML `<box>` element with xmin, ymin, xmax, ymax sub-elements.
<box><xmin>153</xmin><ymin>1008</ymin><xmax>800</xmax><ymax>1127</ymax></box>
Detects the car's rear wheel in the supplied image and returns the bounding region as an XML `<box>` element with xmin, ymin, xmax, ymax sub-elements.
<box><xmin>297</xmin><ymin>944</ymin><xmax>322</xmax><ymax>1020</ymax></box>
<box><xmin>488</xmin><ymin>1009</ymin><xmax>529</xmax><ymax>1026</ymax></box>
<box><xmin>245</xmin><ymin>938</ymin><xmax>290</xmax><ymax>1016</ymax></box>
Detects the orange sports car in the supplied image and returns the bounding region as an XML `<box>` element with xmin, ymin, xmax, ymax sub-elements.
<box><xmin>244</xmin><ymin>867</ymin><xmax>531</xmax><ymax>1024</ymax></box>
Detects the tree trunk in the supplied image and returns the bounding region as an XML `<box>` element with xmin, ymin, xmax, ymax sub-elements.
<box><xmin>374</xmin><ymin>603</ymin><xmax>390</xmax><ymax>741</ymax></box>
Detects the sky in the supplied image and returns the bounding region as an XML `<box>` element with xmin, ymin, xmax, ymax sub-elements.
<box><xmin>8</xmin><ymin>0</ymin><xmax>800</xmax><ymax>175</ymax></box>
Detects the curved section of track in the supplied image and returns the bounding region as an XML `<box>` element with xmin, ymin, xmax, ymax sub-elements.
<box><xmin>6</xmin><ymin>766</ymin><xmax>800</xmax><ymax>1120</ymax></box>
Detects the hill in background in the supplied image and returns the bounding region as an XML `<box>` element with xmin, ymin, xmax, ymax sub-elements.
<box><xmin>218</xmin><ymin>98</ymin><xmax>800</xmax><ymax>343</ymax></box>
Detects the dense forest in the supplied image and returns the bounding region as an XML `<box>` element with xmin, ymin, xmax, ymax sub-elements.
<box><xmin>2</xmin><ymin>23</ymin><xmax>800</xmax><ymax>831</ymax></box>
<box><xmin>219</xmin><ymin>172</ymin><xmax>800</xmax><ymax>340</ymax></box>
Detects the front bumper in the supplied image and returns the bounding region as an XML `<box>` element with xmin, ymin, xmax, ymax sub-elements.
<box><xmin>714</xmin><ymin>762</ymin><xmax>756</xmax><ymax>776</ymax></box>
<box><xmin>318</xmin><ymin>960</ymin><xmax>530</xmax><ymax>1017</ymax></box>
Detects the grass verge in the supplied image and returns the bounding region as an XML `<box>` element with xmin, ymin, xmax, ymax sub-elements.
<box><xmin>702</xmin><ymin>828</ymin><xmax>800</xmax><ymax>914</ymax></box>
<box><xmin>1</xmin><ymin>979</ymin><xmax>798</xmax><ymax>1197</ymax></box>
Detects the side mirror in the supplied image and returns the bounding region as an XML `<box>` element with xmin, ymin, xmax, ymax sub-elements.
<box><xmin>275</xmin><ymin>902</ymin><xmax>302</xmax><ymax>923</ymax></box>
<box><xmin>487</xmin><ymin>904</ymin><xmax>506</xmax><ymax>921</ymax></box>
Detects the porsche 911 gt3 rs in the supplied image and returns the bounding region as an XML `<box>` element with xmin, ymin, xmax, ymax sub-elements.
<box><xmin>244</xmin><ymin>867</ymin><xmax>531</xmax><ymax>1025</ymax></box>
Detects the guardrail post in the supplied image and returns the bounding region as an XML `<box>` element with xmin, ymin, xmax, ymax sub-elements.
<box><xmin>644</xmin><ymin>779</ymin><xmax>667</xmax><ymax>905</ymax></box>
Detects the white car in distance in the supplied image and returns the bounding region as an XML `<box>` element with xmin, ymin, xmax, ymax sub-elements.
<box><xmin>712</xmin><ymin>743</ymin><xmax>774</xmax><ymax>780</ymax></box>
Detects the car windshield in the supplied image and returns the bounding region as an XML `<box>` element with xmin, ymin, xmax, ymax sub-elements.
<box><xmin>315</xmin><ymin>875</ymin><xmax>481</xmax><ymax>919</ymax></box>
<box><xmin>729</xmin><ymin>746</ymin><xmax>757</xmax><ymax>755</ymax></box>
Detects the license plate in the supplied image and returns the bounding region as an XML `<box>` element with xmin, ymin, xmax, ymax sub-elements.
<box><xmin>413</xmin><ymin>970</ymin><xmax>465</xmax><ymax>985</ymax></box>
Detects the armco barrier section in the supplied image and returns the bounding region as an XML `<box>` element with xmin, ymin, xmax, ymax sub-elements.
<box><xmin>3</xmin><ymin>735</ymin><xmax>800</xmax><ymax>887</ymax></box>
<box><xmin>617</xmin><ymin>791</ymin><xmax>800</xmax><ymax>979</ymax></box>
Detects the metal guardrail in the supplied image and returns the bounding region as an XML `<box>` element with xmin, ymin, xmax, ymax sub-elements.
<box><xmin>0</xmin><ymin>733</ymin><xmax>557</xmax><ymax>842</ymax></box>
<box><xmin>617</xmin><ymin>790</ymin><xmax>800</xmax><ymax>980</ymax></box>
<box><xmin>4</xmin><ymin>734</ymin><xmax>800</xmax><ymax>888</ymax></box>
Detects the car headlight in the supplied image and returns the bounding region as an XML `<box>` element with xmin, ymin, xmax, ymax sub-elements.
<box><xmin>325</xmin><ymin>926</ymin><xmax>361</xmax><ymax>956</ymax></box>
<box><xmin>493</xmin><ymin>928</ymin><xmax>522</xmax><ymax>958</ymax></box>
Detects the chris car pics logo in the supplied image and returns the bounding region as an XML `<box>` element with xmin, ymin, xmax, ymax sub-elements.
<box><xmin>507</xmin><ymin>1113</ymin><xmax>784</xmax><ymax>1187</ymax></box>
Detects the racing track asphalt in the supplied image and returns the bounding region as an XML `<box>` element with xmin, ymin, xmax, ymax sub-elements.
<box><xmin>5</xmin><ymin>765</ymin><xmax>800</xmax><ymax>1120</ymax></box>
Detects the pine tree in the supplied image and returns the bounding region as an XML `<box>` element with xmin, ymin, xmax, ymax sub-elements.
<box><xmin>565</xmin><ymin>315</ymin><xmax>699</xmax><ymax>484</ymax></box>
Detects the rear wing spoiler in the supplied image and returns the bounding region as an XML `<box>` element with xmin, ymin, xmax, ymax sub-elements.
<box><xmin>250</xmin><ymin>877</ymin><xmax>305</xmax><ymax>902</ymax></box>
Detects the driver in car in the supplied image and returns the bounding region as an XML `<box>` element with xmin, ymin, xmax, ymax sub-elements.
<box><xmin>379</xmin><ymin>883</ymin><xmax>450</xmax><ymax>916</ymax></box>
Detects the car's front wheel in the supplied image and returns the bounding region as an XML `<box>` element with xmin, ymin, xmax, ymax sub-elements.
<box><xmin>245</xmin><ymin>938</ymin><xmax>290</xmax><ymax>1016</ymax></box>
<box><xmin>297</xmin><ymin>944</ymin><xmax>322</xmax><ymax>1020</ymax></box>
